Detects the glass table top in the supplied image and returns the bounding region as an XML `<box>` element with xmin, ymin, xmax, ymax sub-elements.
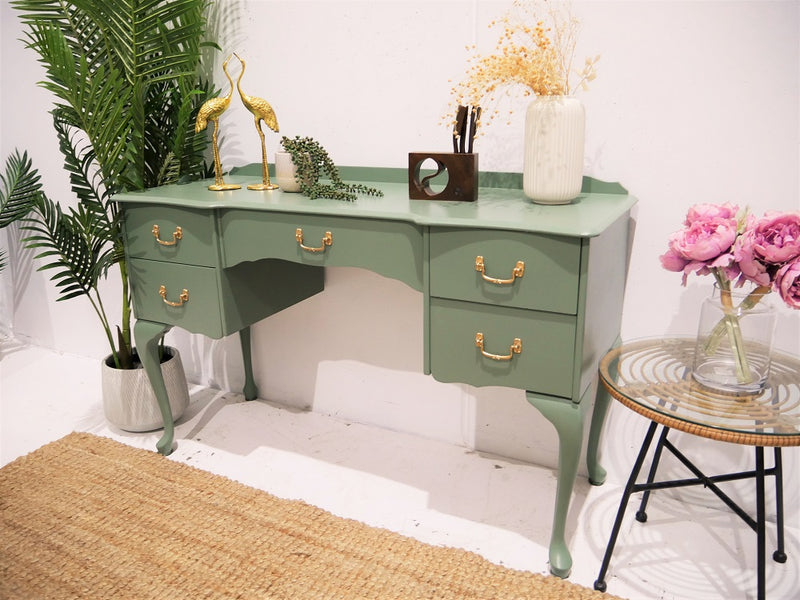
<box><xmin>599</xmin><ymin>338</ymin><xmax>800</xmax><ymax>447</ymax></box>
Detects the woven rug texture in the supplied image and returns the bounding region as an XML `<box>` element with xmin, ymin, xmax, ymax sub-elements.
<box><xmin>1</xmin><ymin>432</ymin><xmax>621</xmax><ymax>599</ymax></box>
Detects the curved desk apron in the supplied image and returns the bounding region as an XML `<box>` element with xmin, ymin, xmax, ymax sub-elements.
<box><xmin>594</xmin><ymin>338</ymin><xmax>800</xmax><ymax>599</ymax></box>
<box><xmin>115</xmin><ymin>166</ymin><xmax>636</xmax><ymax>578</ymax></box>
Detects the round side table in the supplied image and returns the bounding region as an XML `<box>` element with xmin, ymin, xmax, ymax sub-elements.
<box><xmin>593</xmin><ymin>338</ymin><xmax>800</xmax><ymax>600</ymax></box>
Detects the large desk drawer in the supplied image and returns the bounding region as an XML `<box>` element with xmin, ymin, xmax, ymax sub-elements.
<box><xmin>429</xmin><ymin>298</ymin><xmax>575</xmax><ymax>397</ymax></box>
<box><xmin>128</xmin><ymin>258</ymin><xmax>222</xmax><ymax>338</ymax></box>
<box><xmin>123</xmin><ymin>205</ymin><xmax>217</xmax><ymax>266</ymax></box>
<box><xmin>429</xmin><ymin>228</ymin><xmax>581</xmax><ymax>314</ymax></box>
<box><xmin>220</xmin><ymin>210</ymin><xmax>424</xmax><ymax>290</ymax></box>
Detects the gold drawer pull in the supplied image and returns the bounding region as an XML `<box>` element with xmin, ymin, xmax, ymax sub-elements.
<box><xmin>475</xmin><ymin>332</ymin><xmax>522</xmax><ymax>361</ymax></box>
<box><xmin>475</xmin><ymin>255</ymin><xmax>524</xmax><ymax>285</ymax></box>
<box><xmin>152</xmin><ymin>224</ymin><xmax>182</xmax><ymax>246</ymax></box>
<box><xmin>296</xmin><ymin>228</ymin><xmax>332</xmax><ymax>253</ymax></box>
<box><xmin>159</xmin><ymin>285</ymin><xmax>189</xmax><ymax>307</ymax></box>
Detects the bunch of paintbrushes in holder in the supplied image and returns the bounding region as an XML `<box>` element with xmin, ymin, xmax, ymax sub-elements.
<box><xmin>408</xmin><ymin>105</ymin><xmax>480</xmax><ymax>202</ymax></box>
<box><xmin>453</xmin><ymin>105</ymin><xmax>480</xmax><ymax>154</ymax></box>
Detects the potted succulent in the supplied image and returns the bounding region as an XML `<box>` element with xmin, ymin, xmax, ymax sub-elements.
<box><xmin>278</xmin><ymin>135</ymin><xmax>383</xmax><ymax>201</ymax></box>
<box><xmin>0</xmin><ymin>0</ymin><xmax>220</xmax><ymax>430</ymax></box>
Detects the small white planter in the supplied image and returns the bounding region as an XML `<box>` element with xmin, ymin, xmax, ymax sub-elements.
<box><xmin>523</xmin><ymin>95</ymin><xmax>585</xmax><ymax>204</ymax></box>
<box><xmin>101</xmin><ymin>346</ymin><xmax>190</xmax><ymax>432</ymax></box>
<box><xmin>274</xmin><ymin>151</ymin><xmax>301</xmax><ymax>192</ymax></box>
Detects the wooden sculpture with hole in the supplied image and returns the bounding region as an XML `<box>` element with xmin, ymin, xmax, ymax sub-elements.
<box><xmin>195</xmin><ymin>55</ymin><xmax>241</xmax><ymax>191</ymax></box>
<box><xmin>234</xmin><ymin>53</ymin><xmax>280</xmax><ymax>191</ymax></box>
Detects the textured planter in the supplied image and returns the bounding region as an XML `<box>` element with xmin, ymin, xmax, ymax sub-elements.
<box><xmin>274</xmin><ymin>151</ymin><xmax>301</xmax><ymax>192</ymax></box>
<box><xmin>101</xmin><ymin>346</ymin><xmax>190</xmax><ymax>432</ymax></box>
<box><xmin>523</xmin><ymin>95</ymin><xmax>585</xmax><ymax>204</ymax></box>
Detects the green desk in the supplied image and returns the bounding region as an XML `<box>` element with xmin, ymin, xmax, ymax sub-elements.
<box><xmin>115</xmin><ymin>166</ymin><xmax>636</xmax><ymax>577</ymax></box>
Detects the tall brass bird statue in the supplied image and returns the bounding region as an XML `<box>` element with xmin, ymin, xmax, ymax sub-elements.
<box><xmin>195</xmin><ymin>55</ymin><xmax>241</xmax><ymax>191</ymax></box>
<box><xmin>234</xmin><ymin>52</ymin><xmax>280</xmax><ymax>191</ymax></box>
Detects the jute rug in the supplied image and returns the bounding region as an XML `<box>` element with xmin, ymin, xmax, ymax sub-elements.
<box><xmin>1</xmin><ymin>433</ymin><xmax>622</xmax><ymax>599</ymax></box>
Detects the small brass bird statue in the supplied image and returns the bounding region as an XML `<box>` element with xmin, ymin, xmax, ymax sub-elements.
<box><xmin>234</xmin><ymin>52</ymin><xmax>280</xmax><ymax>191</ymax></box>
<box><xmin>195</xmin><ymin>55</ymin><xmax>241</xmax><ymax>191</ymax></box>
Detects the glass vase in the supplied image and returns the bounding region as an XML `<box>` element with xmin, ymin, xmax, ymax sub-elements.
<box><xmin>692</xmin><ymin>285</ymin><xmax>776</xmax><ymax>394</ymax></box>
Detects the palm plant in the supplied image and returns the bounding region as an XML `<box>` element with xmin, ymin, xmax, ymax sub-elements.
<box><xmin>0</xmin><ymin>0</ymin><xmax>219</xmax><ymax>368</ymax></box>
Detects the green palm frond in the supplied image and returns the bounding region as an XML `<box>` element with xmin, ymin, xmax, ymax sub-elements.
<box><xmin>52</xmin><ymin>109</ymin><xmax>109</xmax><ymax>214</ymax></box>
<box><xmin>0</xmin><ymin>150</ymin><xmax>43</xmax><ymax>228</ymax></box>
<box><xmin>22</xmin><ymin>194</ymin><xmax>99</xmax><ymax>302</ymax></box>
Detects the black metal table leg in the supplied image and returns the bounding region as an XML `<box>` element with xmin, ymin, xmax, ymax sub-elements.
<box><xmin>773</xmin><ymin>447</ymin><xmax>787</xmax><ymax>564</ymax></box>
<box><xmin>594</xmin><ymin>420</ymin><xmax>660</xmax><ymax>592</ymax></box>
<box><xmin>635</xmin><ymin>426</ymin><xmax>670</xmax><ymax>523</ymax></box>
<box><xmin>756</xmin><ymin>446</ymin><xmax>766</xmax><ymax>600</ymax></box>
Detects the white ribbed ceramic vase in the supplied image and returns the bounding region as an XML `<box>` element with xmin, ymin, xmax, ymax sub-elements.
<box><xmin>523</xmin><ymin>95</ymin><xmax>585</xmax><ymax>204</ymax></box>
<box><xmin>102</xmin><ymin>346</ymin><xmax>190</xmax><ymax>432</ymax></box>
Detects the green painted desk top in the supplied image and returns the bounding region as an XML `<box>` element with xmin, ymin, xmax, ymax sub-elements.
<box><xmin>115</xmin><ymin>166</ymin><xmax>636</xmax><ymax>238</ymax></box>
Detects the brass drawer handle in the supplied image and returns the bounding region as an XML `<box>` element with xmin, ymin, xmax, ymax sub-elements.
<box><xmin>475</xmin><ymin>255</ymin><xmax>524</xmax><ymax>285</ymax></box>
<box><xmin>152</xmin><ymin>224</ymin><xmax>182</xmax><ymax>246</ymax></box>
<box><xmin>296</xmin><ymin>228</ymin><xmax>332</xmax><ymax>253</ymax></box>
<box><xmin>159</xmin><ymin>285</ymin><xmax>189</xmax><ymax>307</ymax></box>
<box><xmin>475</xmin><ymin>332</ymin><xmax>522</xmax><ymax>361</ymax></box>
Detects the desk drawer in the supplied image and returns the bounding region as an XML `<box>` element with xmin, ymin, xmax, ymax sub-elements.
<box><xmin>429</xmin><ymin>228</ymin><xmax>581</xmax><ymax>314</ymax></box>
<box><xmin>429</xmin><ymin>298</ymin><xmax>575</xmax><ymax>397</ymax></box>
<box><xmin>220</xmin><ymin>210</ymin><xmax>424</xmax><ymax>290</ymax></box>
<box><xmin>123</xmin><ymin>205</ymin><xmax>217</xmax><ymax>266</ymax></box>
<box><xmin>129</xmin><ymin>258</ymin><xmax>222</xmax><ymax>338</ymax></box>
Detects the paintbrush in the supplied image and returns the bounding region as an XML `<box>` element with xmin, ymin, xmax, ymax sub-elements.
<box><xmin>453</xmin><ymin>105</ymin><xmax>468</xmax><ymax>153</ymax></box>
<box><xmin>467</xmin><ymin>106</ymin><xmax>481</xmax><ymax>153</ymax></box>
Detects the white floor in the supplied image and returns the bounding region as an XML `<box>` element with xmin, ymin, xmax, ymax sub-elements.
<box><xmin>2</xmin><ymin>338</ymin><xmax>798</xmax><ymax>600</ymax></box>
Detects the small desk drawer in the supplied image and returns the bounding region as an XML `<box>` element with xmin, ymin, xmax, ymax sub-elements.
<box><xmin>128</xmin><ymin>258</ymin><xmax>222</xmax><ymax>338</ymax></box>
<box><xmin>429</xmin><ymin>228</ymin><xmax>581</xmax><ymax>314</ymax></box>
<box><xmin>123</xmin><ymin>205</ymin><xmax>217</xmax><ymax>266</ymax></box>
<box><xmin>429</xmin><ymin>298</ymin><xmax>576</xmax><ymax>397</ymax></box>
<box><xmin>221</xmin><ymin>210</ymin><xmax>424</xmax><ymax>290</ymax></box>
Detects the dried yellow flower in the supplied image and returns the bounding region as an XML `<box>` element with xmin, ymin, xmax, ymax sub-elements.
<box><xmin>449</xmin><ymin>0</ymin><xmax>598</xmax><ymax>129</ymax></box>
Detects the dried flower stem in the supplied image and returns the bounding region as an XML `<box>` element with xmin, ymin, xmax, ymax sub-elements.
<box><xmin>448</xmin><ymin>0</ymin><xmax>598</xmax><ymax>130</ymax></box>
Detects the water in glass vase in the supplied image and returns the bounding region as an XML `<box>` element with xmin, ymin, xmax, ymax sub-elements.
<box><xmin>692</xmin><ymin>285</ymin><xmax>776</xmax><ymax>395</ymax></box>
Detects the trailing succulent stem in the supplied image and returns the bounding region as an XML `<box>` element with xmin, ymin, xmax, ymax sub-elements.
<box><xmin>280</xmin><ymin>136</ymin><xmax>383</xmax><ymax>201</ymax></box>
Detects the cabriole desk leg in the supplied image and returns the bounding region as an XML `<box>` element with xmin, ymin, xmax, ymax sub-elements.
<box><xmin>133</xmin><ymin>319</ymin><xmax>174</xmax><ymax>456</ymax></box>
<box><xmin>587</xmin><ymin>340</ymin><xmax>621</xmax><ymax>486</ymax></box>
<box><xmin>527</xmin><ymin>390</ymin><xmax>591</xmax><ymax>578</ymax></box>
<box><xmin>587</xmin><ymin>381</ymin><xmax>610</xmax><ymax>486</ymax></box>
<box><xmin>239</xmin><ymin>326</ymin><xmax>259</xmax><ymax>401</ymax></box>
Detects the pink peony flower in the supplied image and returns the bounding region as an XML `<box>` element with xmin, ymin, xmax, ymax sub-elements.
<box><xmin>684</xmin><ymin>203</ymin><xmax>739</xmax><ymax>225</ymax></box>
<box><xmin>659</xmin><ymin>207</ymin><xmax>739</xmax><ymax>284</ymax></box>
<box><xmin>735</xmin><ymin>211</ymin><xmax>800</xmax><ymax>286</ymax></box>
<box><xmin>774</xmin><ymin>257</ymin><xmax>800</xmax><ymax>310</ymax></box>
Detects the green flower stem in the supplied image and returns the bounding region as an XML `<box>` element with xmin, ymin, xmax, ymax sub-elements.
<box><xmin>704</xmin><ymin>272</ymin><xmax>771</xmax><ymax>384</ymax></box>
<box><xmin>722</xmin><ymin>309</ymin><xmax>751</xmax><ymax>383</ymax></box>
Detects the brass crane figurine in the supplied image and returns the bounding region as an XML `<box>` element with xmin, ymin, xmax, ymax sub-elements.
<box><xmin>234</xmin><ymin>52</ymin><xmax>280</xmax><ymax>190</ymax></box>
<box><xmin>195</xmin><ymin>55</ymin><xmax>241</xmax><ymax>191</ymax></box>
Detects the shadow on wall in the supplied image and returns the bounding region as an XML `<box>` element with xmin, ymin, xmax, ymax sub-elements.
<box><xmin>170</xmin><ymin>266</ymin><xmax>469</xmax><ymax>437</ymax></box>
<box><xmin>0</xmin><ymin>222</ymin><xmax>47</xmax><ymax>339</ymax></box>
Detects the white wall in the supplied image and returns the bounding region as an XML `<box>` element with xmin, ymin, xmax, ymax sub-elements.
<box><xmin>2</xmin><ymin>1</ymin><xmax>799</xmax><ymax>500</ymax></box>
